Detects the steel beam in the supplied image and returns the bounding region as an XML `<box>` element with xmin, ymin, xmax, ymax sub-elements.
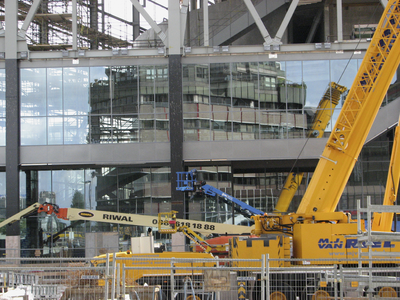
<box><xmin>130</xmin><ymin>0</ymin><xmax>167</xmax><ymax>44</ymax></box>
<box><xmin>274</xmin><ymin>0</ymin><xmax>299</xmax><ymax>44</ymax></box>
<box><xmin>18</xmin><ymin>0</ymin><xmax>42</xmax><ymax>39</ymax></box>
<box><xmin>337</xmin><ymin>0</ymin><xmax>343</xmax><ymax>42</ymax></box>
<box><xmin>203</xmin><ymin>0</ymin><xmax>209</xmax><ymax>46</ymax></box>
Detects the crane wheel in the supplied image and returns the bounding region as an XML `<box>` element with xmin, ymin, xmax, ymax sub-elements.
<box><xmin>378</xmin><ymin>287</ymin><xmax>397</xmax><ymax>298</ymax></box>
<box><xmin>270</xmin><ymin>291</ymin><xmax>287</xmax><ymax>300</ymax></box>
<box><xmin>186</xmin><ymin>295</ymin><xmax>201</xmax><ymax>300</ymax></box>
<box><xmin>312</xmin><ymin>290</ymin><xmax>330</xmax><ymax>300</ymax></box>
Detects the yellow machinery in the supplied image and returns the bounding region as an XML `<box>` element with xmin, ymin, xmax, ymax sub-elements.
<box><xmin>4</xmin><ymin>3</ymin><xmax>400</xmax><ymax>299</ymax></box>
<box><xmin>91</xmin><ymin>251</ymin><xmax>215</xmax><ymax>286</ymax></box>
<box><xmin>0</xmin><ymin>201</ymin><xmax>253</xmax><ymax>236</ymax></box>
<box><xmin>222</xmin><ymin>6</ymin><xmax>400</xmax><ymax>298</ymax></box>
<box><xmin>250</xmin><ymin>0</ymin><xmax>400</xmax><ymax>264</ymax></box>
<box><xmin>372</xmin><ymin>114</ymin><xmax>400</xmax><ymax>231</ymax></box>
<box><xmin>232</xmin><ymin>1</ymin><xmax>400</xmax><ymax>298</ymax></box>
<box><xmin>274</xmin><ymin>82</ymin><xmax>347</xmax><ymax>214</ymax></box>
<box><xmin>158</xmin><ymin>211</ymin><xmax>227</xmax><ymax>255</ymax></box>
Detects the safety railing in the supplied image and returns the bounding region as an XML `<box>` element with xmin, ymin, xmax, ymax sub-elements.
<box><xmin>0</xmin><ymin>256</ymin><xmax>399</xmax><ymax>300</ymax></box>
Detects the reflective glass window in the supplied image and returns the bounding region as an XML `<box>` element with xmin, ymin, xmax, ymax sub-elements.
<box><xmin>63</xmin><ymin>67</ymin><xmax>90</xmax><ymax>115</ymax></box>
<box><xmin>48</xmin><ymin>116</ymin><xmax>63</xmax><ymax>145</ymax></box>
<box><xmin>139</xmin><ymin>116</ymin><xmax>155</xmax><ymax>142</ymax></box>
<box><xmin>303</xmin><ymin>60</ymin><xmax>330</xmax><ymax>108</ymax></box>
<box><xmin>184</xmin><ymin>166</ymin><xmax>234</xmax><ymax>224</ymax></box>
<box><xmin>151</xmin><ymin>167</ymin><xmax>171</xmax><ymax>201</ymax></box>
<box><xmin>231</xmin><ymin>62</ymin><xmax>259</xmax><ymax>107</ymax></box>
<box><xmin>259</xmin><ymin>109</ymin><xmax>287</xmax><ymax>139</ymax></box>
<box><xmin>285</xmin><ymin>61</ymin><xmax>304</xmax><ymax>110</ymax></box>
<box><xmin>139</xmin><ymin>65</ymin><xmax>155</xmax><ymax>109</ymax></box>
<box><xmin>232</xmin><ymin>109</ymin><xmax>259</xmax><ymax>140</ymax></box>
<box><xmin>64</xmin><ymin>116</ymin><xmax>89</xmax><ymax>144</ymax></box>
<box><xmin>89</xmin><ymin>115</ymin><xmax>111</xmax><ymax>144</ymax></box>
<box><xmin>0</xmin><ymin>172</ymin><xmax>5</xmax><ymax>218</ymax></box>
<box><xmin>287</xmin><ymin>109</ymin><xmax>308</xmax><ymax>138</ymax></box>
<box><xmin>155</xmin><ymin>114</ymin><xmax>169</xmax><ymax>142</ymax></box>
<box><xmin>183</xmin><ymin>64</ymin><xmax>210</xmax><ymax>110</ymax></box>
<box><xmin>303</xmin><ymin>60</ymin><xmax>330</xmax><ymax>137</ymax></box>
<box><xmin>90</xmin><ymin>66</ymin><xmax>110</xmax><ymax>114</ymax></box>
<box><xmin>112</xmin><ymin>115</ymin><xmax>139</xmax><ymax>143</ymax></box>
<box><xmin>329</xmin><ymin>59</ymin><xmax>358</xmax><ymax>132</ymax></box>
<box><xmin>210</xmin><ymin>63</ymin><xmax>231</xmax><ymax>106</ymax></box>
<box><xmin>0</xmin><ymin>118</ymin><xmax>5</xmax><ymax>146</ymax></box>
<box><xmin>183</xmin><ymin>112</ymin><xmax>211</xmax><ymax>141</ymax></box>
<box><xmin>47</xmin><ymin>68</ymin><xmax>63</xmax><ymax>116</ymax></box>
<box><xmin>112</xmin><ymin>66</ymin><xmax>138</xmax><ymax>114</ymax></box>
<box><xmin>155</xmin><ymin>65</ymin><xmax>168</xmax><ymax>110</ymax></box>
<box><xmin>21</xmin><ymin>117</ymin><xmax>47</xmax><ymax>145</ymax></box>
<box><xmin>21</xmin><ymin>68</ymin><xmax>46</xmax><ymax>117</ymax></box>
<box><xmin>259</xmin><ymin>61</ymin><xmax>283</xmax><ymax>109</ymax></box>
<box><xmin>212</xmin><ymin>108</ymin><xmax>232</xmax><ymax>141</ymax></box>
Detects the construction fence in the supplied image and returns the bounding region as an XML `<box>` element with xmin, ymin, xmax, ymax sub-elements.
<box><xmin>0</xmin><ymin>256</ymin><xmax>400</xmax><ymax>300</ymax></box>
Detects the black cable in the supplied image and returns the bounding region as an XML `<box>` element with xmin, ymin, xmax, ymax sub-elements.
<box><xmin>286</xmin><ymin>2</ymin><xmax>382</xmax><ymax>178</ymax></box>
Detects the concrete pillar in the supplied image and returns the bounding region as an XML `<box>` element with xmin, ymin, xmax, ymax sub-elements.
<box><xmin>5</xmin><ymin>0</ymin><xmax>21</xmax><ymax>256</ymax></box>
<box><xmin>169</xmin><ymin>55</ymin><xmax>184</xmax><ymax>218</ymax></box>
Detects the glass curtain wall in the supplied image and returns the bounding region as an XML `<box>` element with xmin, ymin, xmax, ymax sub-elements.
<box><xmin>16</xmin><ymin>166</ymin><xmax>170</xmax><ymax>256</ymax></box>
<box><xmin>183</xmin><ymin>59</ymin><xmax>361</xmax><ymax>141</ymax></box>
<box><xmin>20</xmin><ymin>65</ymin><xmax>169</xmax><ymax>145</ymax></box>
<box><xmin>13</xmin><ymin>56</ymin><xmax>400</xmax><ymax>255</ymax></box>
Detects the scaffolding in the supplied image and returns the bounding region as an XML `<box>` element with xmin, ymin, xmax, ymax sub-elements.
<box><xmin>0</xmin><ymin>0</ymin><xmax>141</xmax><ymax>50</ymax></box>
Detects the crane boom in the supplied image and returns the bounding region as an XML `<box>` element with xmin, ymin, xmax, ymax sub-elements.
<box><xmin>297</xmin><ymin>2</ymin><xmax>400</xmax><ymax>214</ymax></box>
<box><xmin>275</xmin><ymin>82</ymin><xmax>347</xmax><ymax>213</ymax></box>
<box><xmin>372</xmin><ymin>114</ymin><xmax>400</xmax><ymax>231</ymax></box>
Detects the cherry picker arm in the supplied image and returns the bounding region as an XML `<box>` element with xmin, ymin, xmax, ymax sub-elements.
<box><xmin>0</xmin><ymin>202</ymin><xmax>253</xmax><ymax>236</ymax></box>
<box><xmin>158</xmin><ymin>211</ymin><xmax>227</xmax><ymax>255</ymax></box>
<box><xmin>177</xmin><ymin>169</ymin><xmax>264</xmax><ymax>217</ymax></box>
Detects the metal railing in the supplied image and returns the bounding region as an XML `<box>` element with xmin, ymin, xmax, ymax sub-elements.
<box><xmin>0</xmin><ymin>255</ymin><xmax>399</xmax><ymax>300</ymax></box>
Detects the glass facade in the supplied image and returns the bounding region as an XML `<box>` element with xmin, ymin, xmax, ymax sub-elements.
<box><xmin>183</xmin><ymin>59</ymin><xmax>362</xmax><ymax>141</ymax></box>
<box><xmin>18</xmin><ymin>59</ymin><xmax>399</xmax><ymax>145</ymax></box>
<box><xmin>0</xmin><ymin>54</ymin><xmax>397</xmax><ymax>256</ymax></box>
<box><xmin>20</xmin><ymin>65</ymin><xmax>169</xmax><ymax>145</ymax></box>
<box><xmin>17</xmin><ymin>166</ymin><xmax>171</xmax><ymax>255</ymax></box>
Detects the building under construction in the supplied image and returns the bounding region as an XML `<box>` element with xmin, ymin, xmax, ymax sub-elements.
<box><xmin>0</xmin><ymin>0</ymin><xmax>398</xmax><ymax>257</ymax></box>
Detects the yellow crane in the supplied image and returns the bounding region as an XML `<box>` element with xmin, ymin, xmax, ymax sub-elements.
<box><xmin>249</xmin><ymin>0</ymin><xmax>400</xmax><ymax>261</ymax></box>
<box><xmin>372</xmin><ymin>114</ymin><xmax>400</xmax><ymax>231</ymax></box>
<box><xmin>274</xmin><ymin>82</ymin><xmax>347</xmax><ymax>214</ymax></box>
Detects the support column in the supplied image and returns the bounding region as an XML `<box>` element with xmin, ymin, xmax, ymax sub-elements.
<box><xmin>5</xmin><ymin>0</ymin><xmax>21</xmax><ymax>258</ymax></box>
<box><xmin>168</xmin><ymin>0</ymin><xmax>184</xmax><ymax>218</ymax></box>
<box><xmin>89</xmin><ymin>0</ymin><xmax>99</xmax><ymax>49</ymax></box>
<box><xmin>169</xmin><ymin>55</ymin><xmax>184</xmax><ymax>218</ymax></box>
<box><xmin>336</xmin><ymin>0</ymin><xmax>343</xmax><ymax>42</ymax></box>
<box><xmin>132</xmin><ymin>6</ymin><xmax>140</xmax><ymax>41</ymax></box>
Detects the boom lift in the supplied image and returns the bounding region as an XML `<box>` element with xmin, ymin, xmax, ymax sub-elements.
<box><xmin>157</xmin><ymin>211</ymin><xmax>227</xmax><ymax>255</ymax></box>
<box><xmin>177</xmin><ymin>169</ymin><xmax>264</xmax><ymax>218</ymax></box>
<box><xmin>274</xmin><ymin>82</ymin><xmax>347</xmax><ymax>214</ymax></box>
<box><xmin>0</xmin><ymin>202</ymin><xmax>253</xmax><ymax>236</ymax></box>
